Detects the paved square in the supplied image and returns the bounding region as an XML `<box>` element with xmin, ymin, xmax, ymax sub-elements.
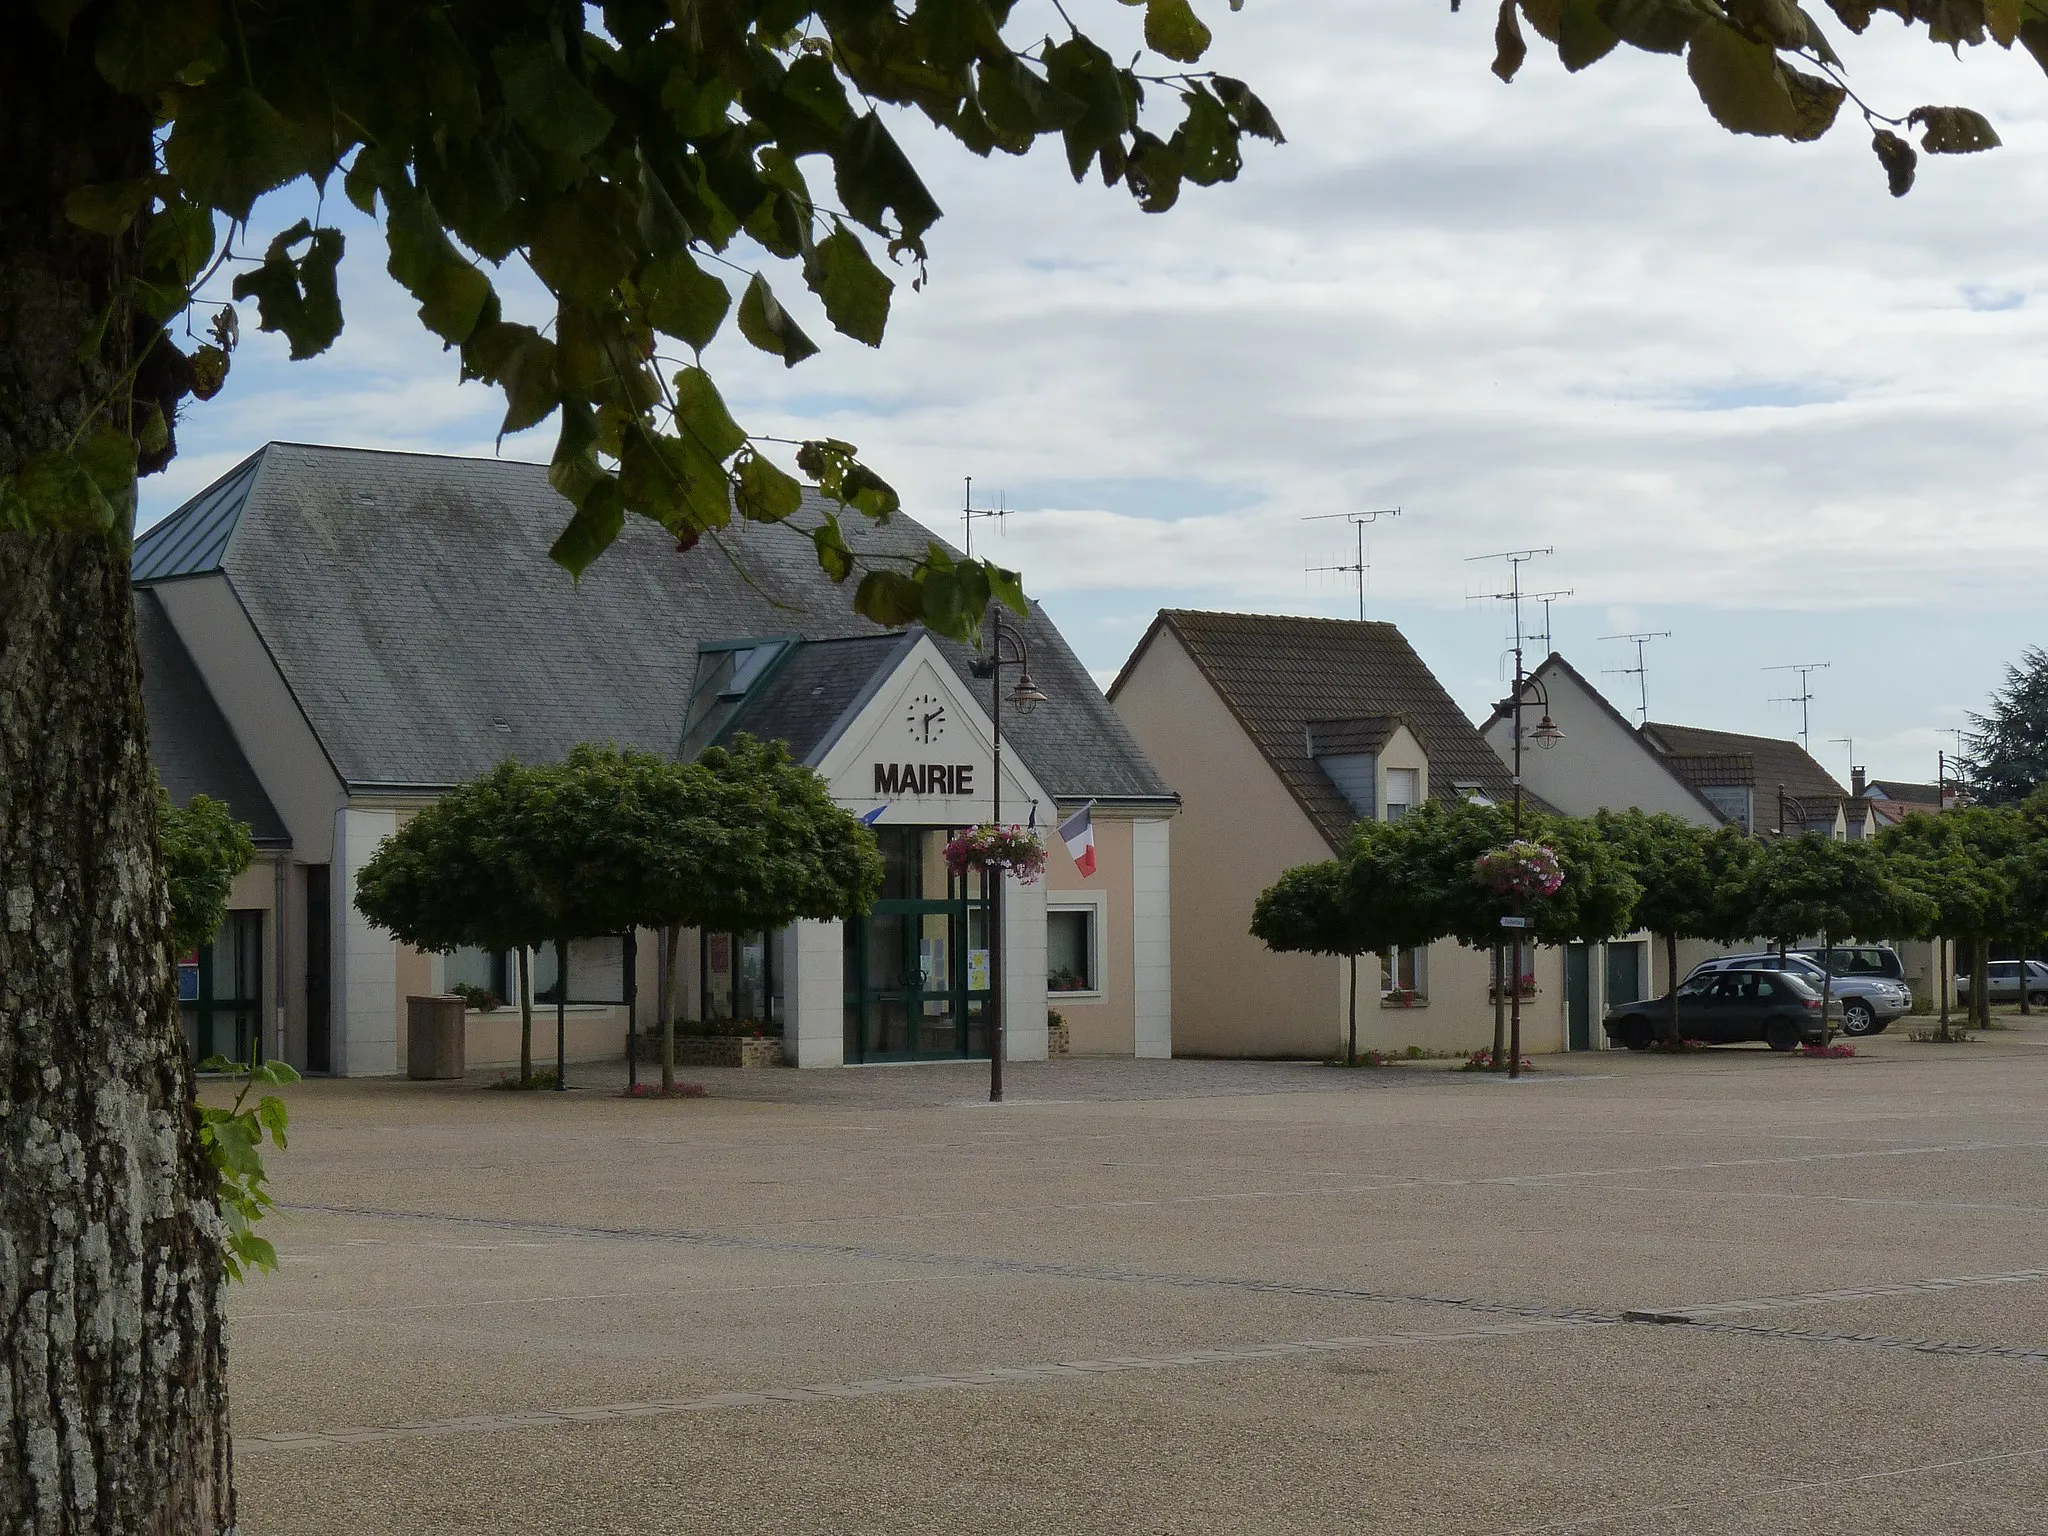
<box><xmin>224</xmin><ymin>1027</ymin><xmax>2048</xmax><ymax>1533</ymax></box>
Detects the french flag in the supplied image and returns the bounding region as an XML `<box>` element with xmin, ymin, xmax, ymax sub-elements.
<box><xmin>1059</xmin><ymin>802</ymin><xmax>1097</xmax><ymax>878</ymax></box>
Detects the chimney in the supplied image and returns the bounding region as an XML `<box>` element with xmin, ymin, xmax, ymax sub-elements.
<box><xmin>1851</xmin><ymin>766</ymin><xmax>1866</xmax><ymax>798</ymax></box>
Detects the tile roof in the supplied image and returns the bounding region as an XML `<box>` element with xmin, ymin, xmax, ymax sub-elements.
<box><xmin>1640</xmin><ymin>721</ymin><xmax>1847</xmax><ymax>813</ymax></box>
<box><xmin>133</xmin><ymin>443</ymin><xmax>1170</xmax><ymax>804</ymax></box>
<box><xmin>134</xmin><ymin>590</ymin><xmax>289</xmax><ymax>846</ymax></box>
<box><xmin>1661</xmin><ymin>752</ymin><xmax>1755</xmax><ymax>790</ymax></box>
<box><xmin>1865</xmin><ymin>778</ymin><xmax>1945</xmax><ymax>805</ymax></box>
<box><xmin>1116</xmin><ymin>610</ymin><xmax>1524</xmax><ymax>851</ymax></box>
<box><xmin>1305</xmin><ymin>715</ymin><xmax>1406</xmax><ymax>758</ymax></box>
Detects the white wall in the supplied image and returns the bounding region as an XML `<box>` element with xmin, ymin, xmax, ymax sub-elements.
<box><xmin>789</xmin><ymin>919</ymin><xmax>845</xmax><ymax>1068</ymax></box>
<box><xmin>331</xmin><ymin>807</ymin><xmax>399</xmax><ymax>1075</ymax></box>
<box><xmin>1004</xmin><ymin>874</ymin><xmax>1048</xmax><ymax>1060</ymax></box>
<box><xmin>1132</xmin><ymin>816</ymin><xmax>1172</xmax><ymax>1058</ymax></box>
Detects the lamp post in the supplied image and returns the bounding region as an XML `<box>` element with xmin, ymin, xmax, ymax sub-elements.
<box><xmin>1502</xmin><ymin>652</ymin><xmax>1564</xmax><ymax>1079</ymax></box>
<box><xmin>971</xmin><ymin>607</ymin><xmax>1048</xmax><ymax>1104</ymax></box>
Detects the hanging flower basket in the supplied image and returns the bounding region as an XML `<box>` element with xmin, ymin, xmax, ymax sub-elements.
<box><xmin>943</xmin><ymin>824</ymin><xmax>1048</xmax><ymax>884</ymax></box>
<box><xmin>1473</xmin><ymin>840</ymin><xmax>1564</xmax><ymax>898</ymax></box>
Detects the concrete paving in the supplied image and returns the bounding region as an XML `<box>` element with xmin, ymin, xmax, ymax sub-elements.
<box><xmin>221</xmin><ymin>1024</ymin><xmax>2048</xmax><ymax>1533</ymax></box>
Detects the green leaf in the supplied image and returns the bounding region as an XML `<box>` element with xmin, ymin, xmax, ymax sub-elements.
<box><xmin>1210</xmin><ymin>76</ymin><xmax>1285</xmax><ymax>142</ymax></box>
<box><xmin>1559</xmin><ymin>0</ymin><xmax>1621</xmax><ymax>69</ymax></box>
<box><xmin>5</xmin><ymin>450</ymin><xmax>115</xmax><ymax>534</ymax></box>
<box><xmin>1145</xmin><ymin>0</ymin><xmax>1213</xmax><ymax>62</ymax></box>
<box><xmin>985</xmin><ymin>561</ymin><xmax>1029</xmax><ymax>616</ymax></box>
<box><xmin>1781</xmin><ymin>64</ymin><xmax>1846</xmax><ymax>141</ymax></box>
<box><xmin>163</xmin><ymin>84</ymin><xmax>315</xmax><ymax>222</ymax></box>
<box><xmin>1124</xmin><ymin>129</ymin><xmax>1183</xmax><ymax>213</ymax></box>
<box><xmin>230</xmin><ymin>219</ymin><xmax>344</xmax><ymax>360</ymax></box>
<box><xmin>1047</xmin><ymin>36</ymin><xmax>1137</xmax><ymax>181</ymax></box>
<box><xmin>1686</xmin><ymin>22</ymin><xmax>1800</xmax><ymax>137</ymax></box>
<box><xmin>856</xmin><ymin>569</ymin><xmax>925</xmax><ymax>627</ymax></box>
<box><xmin>1909</xmin><ymin>105</ymin><xmax>2002</xmax><ymax>152</ymax></box>
<box><xmin>1494</xmin><ymin>0</ymin><xmax>1530</xmax><ymax>78</ymax></box>
<box><xmin>548</xmin><ymin>477</ymin><xmax>627</xmax><ymax>577</ymax></box>
<box><xmin>1521</xmin><ymin>0</ymin><xmax>1564</xmax><ymax>44</ymax></box>
<box><xmin>1725</xmin><ymin>0</ymin><xmax>1809</xmax><ymax>47</ymax></box>
<box><xmin>643</xmin><ymin>252</ymin><xmax>732</xmax><ymax>352</ymax></box>
<box><xmin>808</xmin><ymin>227</ymin><xmax>893</xmax><ymax>347</ymax></box>
<box><xmin>671</xmin><ymin>366</ymin><xmax>747</xmax><ymax>461</ymax></box>
<box><xmin>75</xmin><ymin>426</ymin><xmax>139</xmax><ymax>506</ymax></box>
<box><xmin>382</xmin><ymin>180</ymin><xmax>495</xmax><ymax>345</ymax></box>
<box><xmin>1597</xmin><ymin>0</ymin><xmax>1707</xmax><ymax>54</ymax></box>
<box><xmin>140</xmin><ymin>194</ymin><xmax>217</xmax><ymax>289</ymax></box>
<box><xmin>492</xmin><ymin>38</ymin><xmax>615</xmax><ymax>158</ymax></box>
<box><xmin>464</xmin><ymin>322</ymin><xmax>560</xmax><ymax>435</ymax></box>
<box><xmin>253</xmin><ymin>1061</ymin><xmax>301</xmax><ymax>1085</ymax></box>
<box><xmin>1173</xmin><ymin>87</ymin><xmax>1242</xmax><ymax>186</ymax></box>
<box><xmin>737</xmin><ymin>272</ymin><xmax>820</xmax><ymax>368</ymax></box>
<box><xmin>65</xmin><ymin>179</ymin><xmax>154</xmax><ymax>237</ymax></box>
<box><xmin>835</xmin><ymin>113</ymin><xmax>944</xmax><ymax>255</ymax></box>
<box><xmin>94</xmin><ymin>0</ymin><xmax>222</xmax><ymax>93</ymax></box>
<box><xmin>811</xmin><ymin>514</ymin><xmax>856</xmax><ymax>581</ymax></box>
<box><xmin>734</xmin><ymin>449</ymin><xmax>805</xmax><ymax>524</ymax></box>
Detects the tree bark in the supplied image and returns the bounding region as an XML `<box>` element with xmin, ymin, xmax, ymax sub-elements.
<box><xmin>661</xmin><ymin>920</ymin><xmax>680</xmax><ymax>1093</ymax></box>
<box><xmin>517</xmin><ymin>946</ymin><xmax>534</xmax><ymax>1085</ymax></box>
<box><xmin>1973</xmin><ymin>941</ymin><xmax>1990</xmax><ymax>1030</ymax></box>
<box><xmin>3</xmin><ymin>22</ymin><xmax>236</xmax><ymax>1535</ymax></box>
<box><xmin>1665</xmin><ymin>932</ymin><xmax>1680</xmax><ymax>1045</ymax></box>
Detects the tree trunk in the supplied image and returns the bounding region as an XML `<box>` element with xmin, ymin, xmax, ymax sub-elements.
<box><xmin>1491</xmin><ymin>944</ymin><xmax>1505</xmax><ymax>1066</ymax></box>
<box><xmin>517</xmin><ymin>946</ymin><xmax>534</xmax><ymax>1084</ymax></box>
<box><xmin>661</xmin><ymin>921</ymin><xmax>679</xmax><ymax>1093</ymax></box>
<box><xmin>1818</xmin><ymin>929</ymin><xmax>1834</xmax><ymax>1046</ymax></box>
<box><xmin>1973</xmin><ymin>941</ymin><xmax>1990</xmax><ymax>1030</ymax></box>
<box><xmin>1664</xmin><ymin>932</ymin><xmax>1680</xmax><ymax>1045</ymax></box>
<box><xmin>3</xmin><ymin>25</ymin><xmax>236</xmax><ymax>1535</ymax></box>
<box><xmin>1938</xmin><ymin>937</ymin><xmax>1951</xmax><ymax>1042</ymax></box>
<box><xmin>1345</xmin><ymin>952</ymin><xmax>1357</xmax><ymax>1066</ymax></box>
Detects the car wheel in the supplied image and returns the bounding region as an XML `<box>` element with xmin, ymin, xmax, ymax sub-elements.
<box><xmin>1765</xmin><ymin>1020</ymin><xmax>1801</xmax><ymax>1053</ymax></box>
<box><xmin>1619</xmin><ymin>1018</ymin><xmax>1653</xmax><ymax>1051</ymax></box>
<box><xmin>2030</xmin><ymin>992</ymin><xmax>2048</xmax><ymax>1007</ymax></box>
<box><xmin>1840</xmin><ymin>1000</ymin><xmax>1876</xmax><ymax>1036</ymax></box>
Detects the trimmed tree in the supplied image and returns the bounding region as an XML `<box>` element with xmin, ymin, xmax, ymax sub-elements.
<box><xmin>1744</xmin><ymin>837</ymin><xmax>1932</xmax><ymax>1043</ymax></box>
<box><xmin>160</xmin><ymin>790</ymin><xmax>256</xmax><ymax>959</ymax></box>
<box><xmin>1596</xmin><ymin>811</ymin><xmax>1758</xmax><ymax>1044</ymax></box>
<box><xmin>1882</xmin><ymin>806</ymin><xmax>2023</xmax><ymax>1035</ymax></box>
<box><xmin>526</xmin><ymin>739</ymin><xmax>884</xmax><ymax>1091</ymax></box>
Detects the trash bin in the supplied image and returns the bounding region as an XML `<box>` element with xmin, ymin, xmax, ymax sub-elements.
<box><xmin>407</xmin><ymin>995</ymin><xmax>466</xmax><ymax>1080</ymax></box>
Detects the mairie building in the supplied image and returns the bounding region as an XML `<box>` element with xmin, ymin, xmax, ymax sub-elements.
<box><xmin>135</xmin><ymin>443</ymin><xmax>1175</xmax><ymax>1074</ymax></box>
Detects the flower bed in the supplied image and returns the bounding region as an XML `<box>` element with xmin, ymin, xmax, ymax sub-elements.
<box><xmin>1458</xmin><ymin>1049</ymin><xmax>1534</xmax><ymax>1072</ymax></box>
<box><xmin>1799</xmin><ymin>1041</ymin><xmax>1857</xmax><ymax>1059</ymax></box>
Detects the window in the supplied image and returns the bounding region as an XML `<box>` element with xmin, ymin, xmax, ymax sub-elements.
<box><xmin>531</xmin><ymin>936</ymin><xmax>629</xmax><ymax>1005</ymax></box>
<box><xmin>1047</xmin><ymin>908</ymin><xmax>1098</xmax><ymax>993</ymax></box>
<box><xmin>445</xmin><ymin>947</ymin><xmax>508</xmax><ymax>1008</ymax></box>
<box><xmin>180</xmin><ymin>910</ymin><xmax>263</xmax><ymax>1064</ymax></box>
<box><xmin>1384</xmin><ymin>945</ymin><xmax>1427</xmax><ymax>998</ymax></box>
<box><xmin>1384</xmin><ymin>767</ymin><xmax>1419</xmax><ymax>823</ymax></box>
<box><xmin>703</xmin><ymin>931</ymin><xmax>781</xmax><ymax>1023</ymax></box>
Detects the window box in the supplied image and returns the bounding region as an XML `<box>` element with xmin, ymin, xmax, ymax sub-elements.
<box><xmin>1381</xmin><ymin>987</ymin><xmax>1424</xmax><ymax>1009</ymax></box>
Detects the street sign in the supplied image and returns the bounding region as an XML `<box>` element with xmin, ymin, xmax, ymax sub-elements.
<box><xmin>1499</xmin><ymin>916</ymin><xmax>1532</xmax><ymax>929</ymax></box>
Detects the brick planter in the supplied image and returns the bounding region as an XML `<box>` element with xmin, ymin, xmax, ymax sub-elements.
<box><xmin>663</xmin><ymin>1035</ymin><xmax>786</xmax><ymax>1069</ymax></box>
<box><xmin>1047</xmin><ymin>1023</ymin><xmax>1070</xmax><ymax>1057</ymax></box>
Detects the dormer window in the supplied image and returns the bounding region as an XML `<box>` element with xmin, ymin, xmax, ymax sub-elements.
<box><xmin>1385</xmin><ymin>767</ymin><xmax>1418</xmax><ymax>823</ymax></box>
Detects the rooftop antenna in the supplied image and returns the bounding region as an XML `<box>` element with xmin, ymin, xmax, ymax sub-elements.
<box><xmin>1764</xmin><ymin>661</ymin><xmax>1831</xmax><ymax>753</ymax></box>
<box><xmin>1466</xmin><ymin>547</ymin><xmax>1553</xmax><ymax>666</ymax></box>
<box><xmin>1598</xmin><ymin>630</ymin><xmax>1672</xmax><ymax>727</ymax></box>
<box><xmin>1304</xmin><ymin>508</ymin><xmax>1400</xmax><ymax>620</ymax></box>
<box><xmin>1526</xmin><ymin>590</ymin><xmax>1574</xmax><ymax>655</ymax></box>
<box><xmin>961</xmin><ymin>476</ymin><xmax>1010</xmax><ymax>560</ymax></box>
<box><xmin>1829</xmin><ymin>736</ymin><xmax>1855</xmax><ymax>786</ymax></box>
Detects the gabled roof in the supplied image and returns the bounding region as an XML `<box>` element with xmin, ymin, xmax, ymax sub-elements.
<box><xmin>1113</xmin><ymin>610</ymin><xmax>1522</xmax><ymax>850</ymax></box>
<box><xmin>1305</xmin><ymin>715</ymin><xmax>1408</xmax><ymax>758</ymax></box>
<box><xmin>132</xmin><ymin>443</ymin><xmax>1171</xmax><ymax>804</ymax></box>
<box><xmin>1866</xmin><ymin>778</ymin><xmax>1944</xmax><ymax>805</ymax></box>
<box><xmin>1488</xmin><ymin>653</ymin><xmax>1731</xmax><ymax>825</ymax></box>
<box><xmin>1640</xmin><ymin>721</ymin><xmax>1847</xmax><ymax>812</ymax></box>
<box><xmin>134</xmin><ymin>590</ymin><xmax>289</xmax><ymax>847</ymax></box>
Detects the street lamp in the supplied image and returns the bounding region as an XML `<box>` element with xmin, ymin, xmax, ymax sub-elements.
<box><xmin>1499</xmin><ymin>665</ymin><xmax>1564</xmax><ymax>1079</ymax></box>
<box><xmin>970</xmin><ymin>607</ymin><xmax>1046</xmax><ymax>1103</ymax></box>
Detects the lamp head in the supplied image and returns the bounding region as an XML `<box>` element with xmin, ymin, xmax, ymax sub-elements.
<box><xmin>1009</xmin><ymin>672</ymin><xmax>1048</xmax><ymax>715</ymax></box>
<box><xmin>1530</xmin><ymin>714</ymin><xmax>1564</xmax><ymax>749</ymax></box>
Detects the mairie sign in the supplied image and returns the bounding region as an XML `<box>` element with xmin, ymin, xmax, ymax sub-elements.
<box><xmin>874</xmin><ymin>762</ymin><xmax>976</xmax><ymax>796</ymax></box>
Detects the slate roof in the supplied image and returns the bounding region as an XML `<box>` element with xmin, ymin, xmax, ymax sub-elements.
<box><xmin>132</xmin><ymin>443</ymin><xmax>1170</xmax><ymax>804</ymax></box>
<box><xmin>718</xmin><ymin>632</ymin><xmax>912</xmax><ymax>766</ymax></box>
<box><xmin>1114</xmin><ymin>610</ymin><xmax>1524</xmax><ymax>851</ymax></box>
<box><xmin>133</xmin><ymin>590</ymin><xmax>289</xmax><ymax>846</ymax></box>
<box><xmin>1640</xmin><ymin>721</ymin><xmax>1847</xmax><ymax>812</ymax></box>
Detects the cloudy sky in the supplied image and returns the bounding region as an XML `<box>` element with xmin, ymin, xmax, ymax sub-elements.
<box><xmin>142</xmin><ymin>5</ymin><xmax>2048</xmax><ymax>788</ymax></box>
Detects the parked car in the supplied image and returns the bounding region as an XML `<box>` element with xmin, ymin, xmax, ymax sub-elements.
<box><xmin>1605</xmin><ymin>968</ymin><xmax>1840</xmax><ymax>1052</ymax></box>
<box><xmin>1954</xmin><ymin>959</ymin><xmax>2048</xmax><ymax>1006</ymax></box>
<box><xmin>1687</xmin><ymin>952</ymin><xmax>1912</xmax><ymax>1037</ymax></box>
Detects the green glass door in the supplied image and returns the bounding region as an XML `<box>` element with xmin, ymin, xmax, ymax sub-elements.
<box><xmin>846</xmin><ymin>899</ymin><xmax>987</xmax><ymax>1061</ymax></box>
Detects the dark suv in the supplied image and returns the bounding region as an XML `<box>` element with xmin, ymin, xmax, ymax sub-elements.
<box><xmin>1604</xmin><ymin>968</ymin><xmax>1839</xmax><ymax>1052</ymax></box>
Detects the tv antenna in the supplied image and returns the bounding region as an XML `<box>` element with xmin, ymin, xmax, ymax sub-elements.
<box><xmin>1829</xmin><ymin>735</ymin><xmax>1855</xmax><ymax>785</ymax></box>
<box><xmin>1466</xmin><ymin>547</ymin><xmax>1554</xmax><ymax>662</ymax></box>
<box><xmin>1599</xmin><ymin>630</ymin><xmax>1672</xmax><ymax>726</ymax></box>
<box><xmin>1304</xmin><ymin>508</ymin><xmax>1400</xmax><ymax>620</ymax></box>
<box><xmin>1526</xmin><ymin>590</ymin><xmax>1574</xmax><ymax>655</ymax></box>
<box><xmin>962</xmin><ymin>476</ymin><xmax>1011</xmax><ymax>559</ymax></box>
<box><xmin>1763</xmin><ymin>661</ymin><xmax>1831</xmax><ymax>752</ymax></box>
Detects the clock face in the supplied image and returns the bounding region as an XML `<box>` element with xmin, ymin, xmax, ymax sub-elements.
<box><xmin>905</xmin><ymin>692</ymin><xmax>947</xmax><ymax>744</ymax></box>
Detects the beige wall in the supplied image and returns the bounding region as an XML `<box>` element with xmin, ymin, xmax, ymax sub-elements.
<box><xmin>1114</xmin><ymin>628</ymin><xmax>1345</xmax><ymax>1057</ymax></box>
<box><xmin>1483</xmin><ymin>660</ymin><xmax>1718</xmax><ymax>826</ymax></box>
<box><xmin>153</xmin><ymin>573</ymin><xmax>346</xmax><ymax>861</ymax></box>
<box><xmin>1045</xmin><ymin>814</ymin><xmax>1136</xmax><ymax>1056</ymax></box>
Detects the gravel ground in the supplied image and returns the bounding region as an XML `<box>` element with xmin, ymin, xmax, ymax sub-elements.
<box><xmin>221</xmin><ymin>1025</ymin><xmax>2048</xmax><ymax>1533</ymax></box>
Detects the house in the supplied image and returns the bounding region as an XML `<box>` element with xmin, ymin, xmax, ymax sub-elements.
<box><xmin>1109</xmin><ymin>610</ymin><xmax>1568</xmax><ymax>1059</ymax></box>
<box><xmin>135</xmin><ymin>442</ymin><xmax>1176</xmax><ymax>1074</ymax></box>
<box><xmin>1637</xmin><ymin>721</ymin><xmax>1852</xmax><ymax>839</ymax></box>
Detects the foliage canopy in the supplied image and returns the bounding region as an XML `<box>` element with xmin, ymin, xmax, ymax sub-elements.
<box><xmin>1962</xmin><ymin>646</ymin><xmax>2048</xmax><ymax>806</ymax></box>
<box><xmin>158</xmin><ymin>788</ymin><xmax>257</xmax><ymax>956</ymax></box>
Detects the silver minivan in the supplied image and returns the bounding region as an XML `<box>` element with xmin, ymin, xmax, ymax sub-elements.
<box><xmin>1955</xmin><ymin>960</ymin><xmax>2048</xmax><ymax>1006</ymax></box>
